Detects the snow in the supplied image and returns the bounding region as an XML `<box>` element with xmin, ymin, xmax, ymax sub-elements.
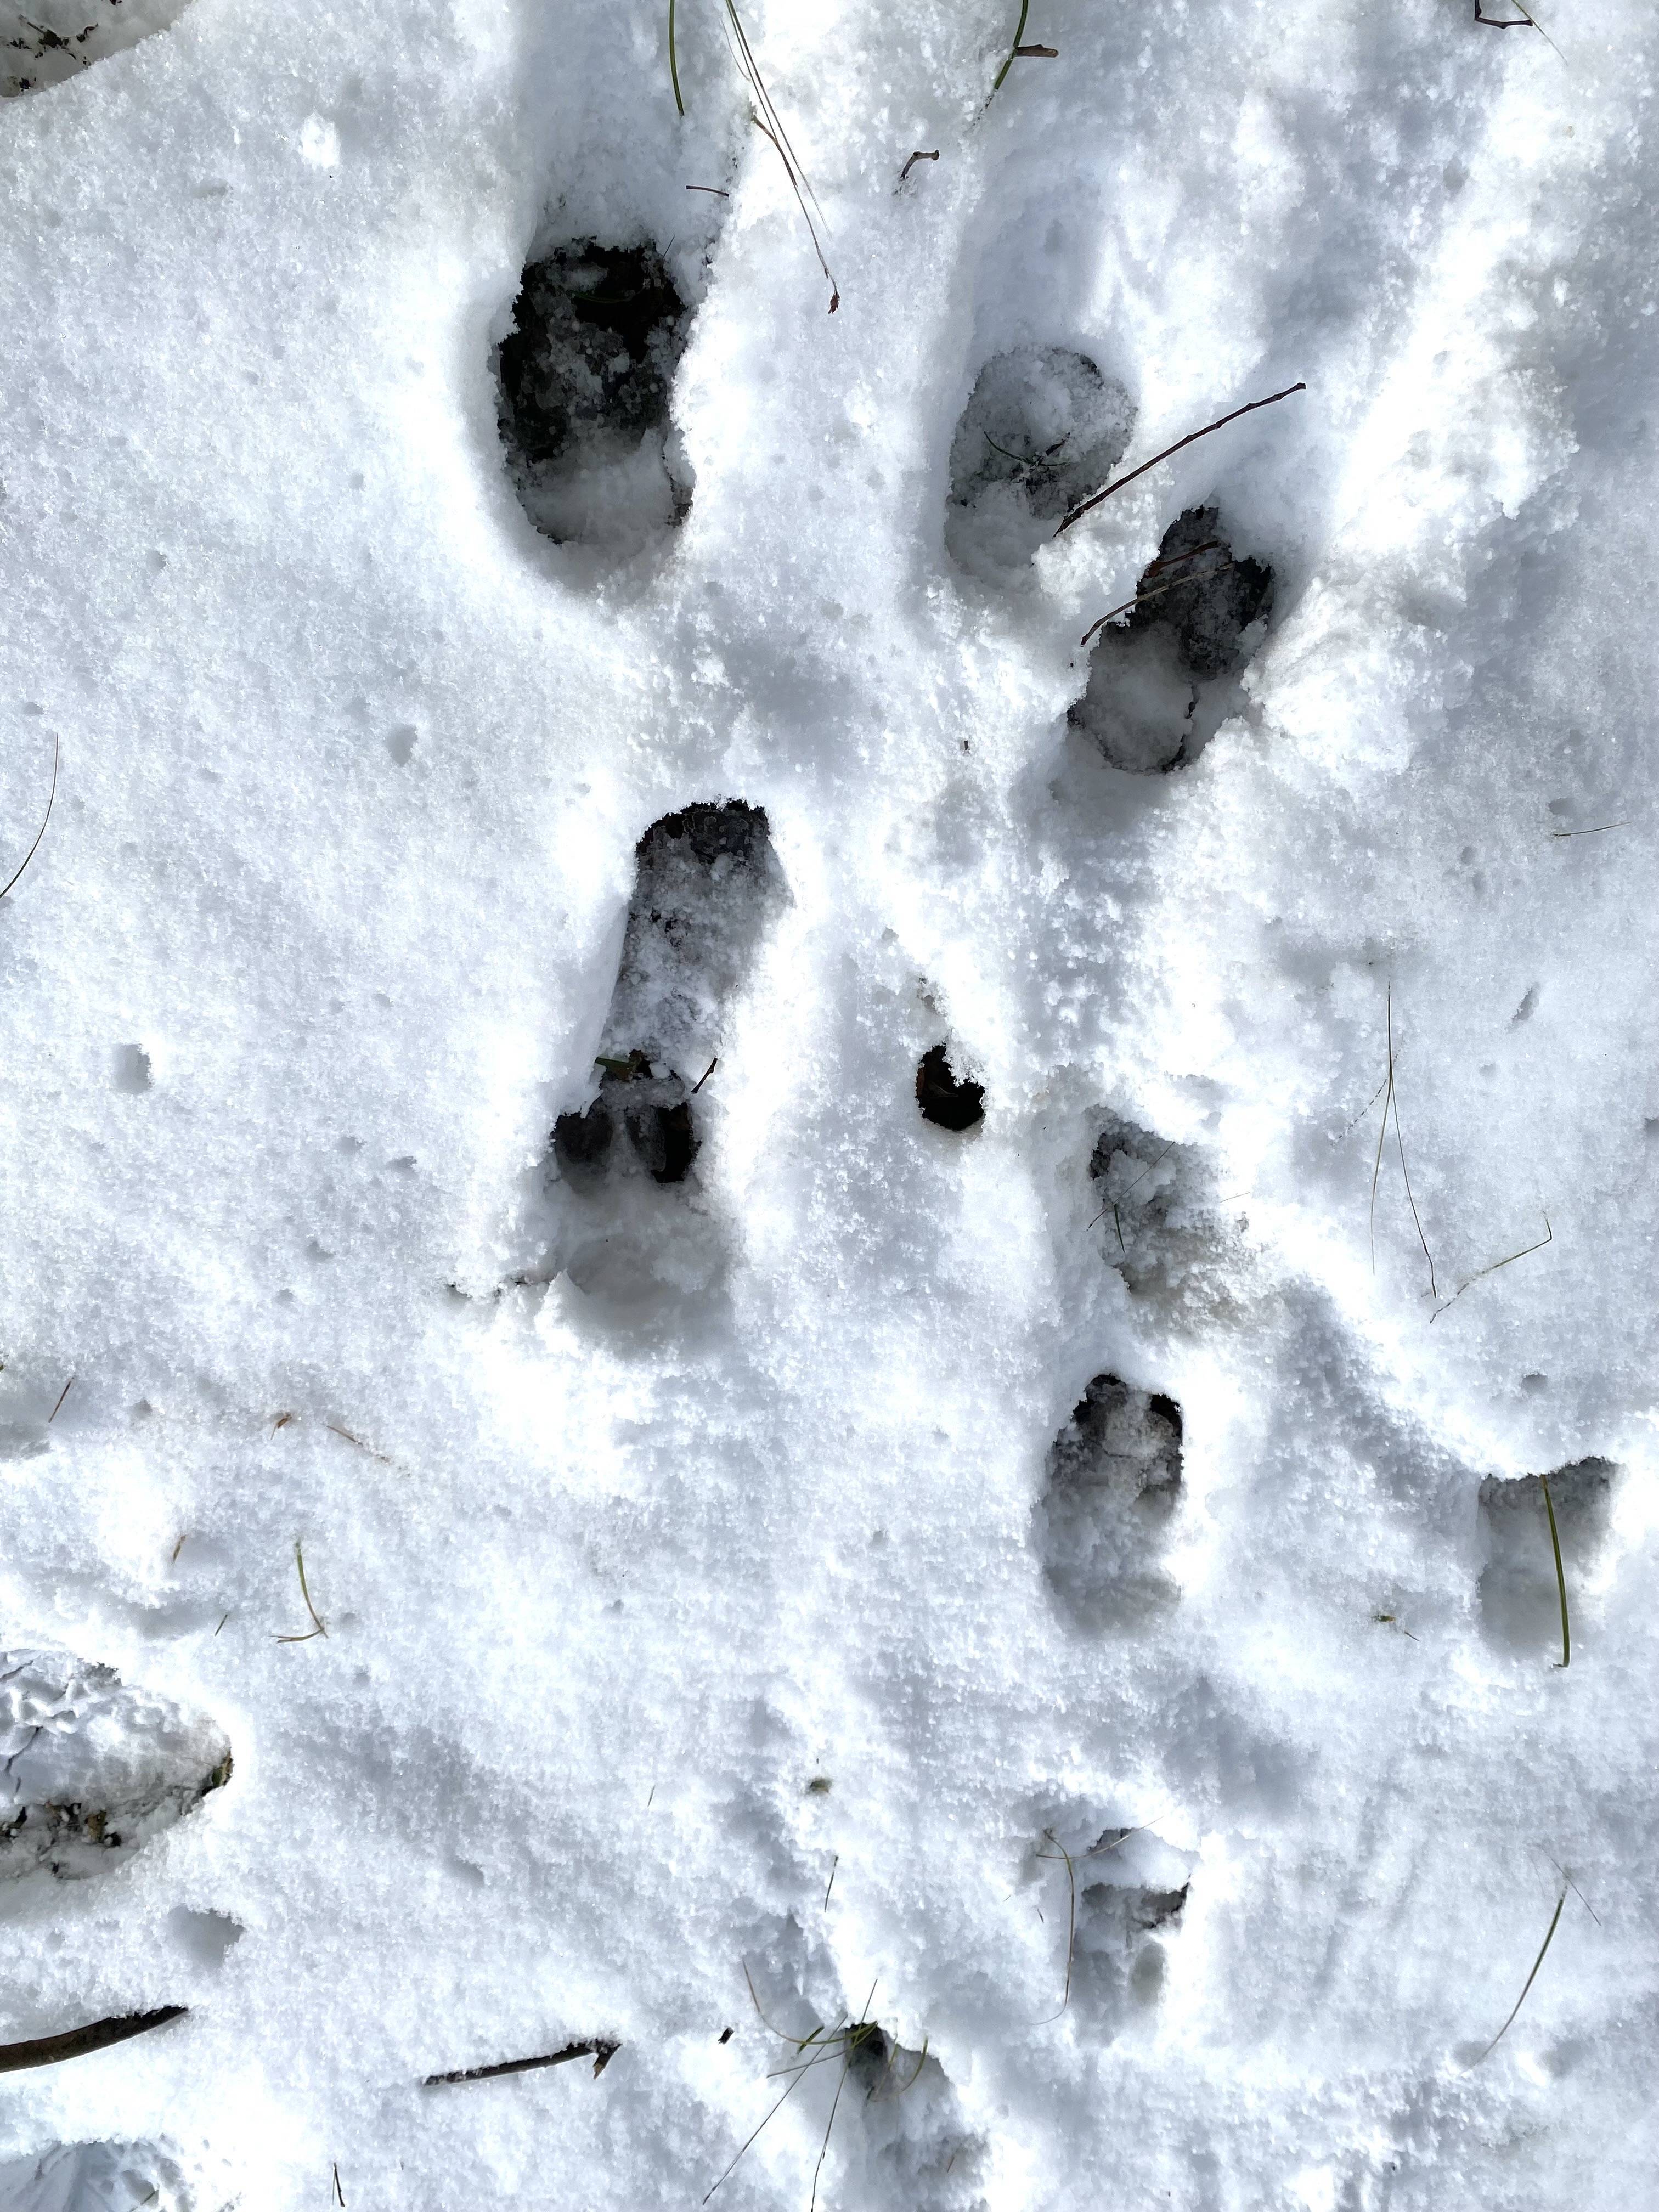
<box><xmin>0</xmin><ymin>0</ymin><xmax>1656</xmax><ymax>2205</ymax></box>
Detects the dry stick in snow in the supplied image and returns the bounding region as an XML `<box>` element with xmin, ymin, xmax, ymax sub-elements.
<box><xmin>1429</xmin><ymin>1215</ymin><xmax>1552</xmax><ymax>1323</ymax></box>
<box><xmin>1056</xmin><ymin>384</ymin><xmax>1307</xmax><ymax>537</ymax></box>
<box><xmin>1468</xmin><ymin>1887</ymin><xmax>1566</xmax><ymax>2067</ymax></box>
<box><xmin>722</xmin><ymin>2</ymin><xmax>838</xmax><ymax>311</ymax></box>
<box><xmin>1474</xmin><ymin>0</ymin><xmax>1565</xmax><ymax>60</ymax></box>
<box><xmin>0</xmin><ymin>2007</ymin><xmax>187</xmax><ymax>2074</ymax></box>
<box><xmin>900</xmin><ymin>149</ymin><xmax>940</xmax><ymax>182</ymax></box>
<box><xmin>1079</xmin><ymin>540</ymin><xmax>1225</xmax><ymax>646</ymax></box>
<box><xmin>425</xmin><ymin>2039</ymin><xmax>617</xmax><ymax>2086</ymax></box>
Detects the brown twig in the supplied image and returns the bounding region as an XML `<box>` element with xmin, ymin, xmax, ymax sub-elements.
<box><xmin>425</xmin><ymin>2039</ymin><xmax>618</xmax><ymax>2085</ymax></box>
<box><xmin>899</xmin><ymin>149</ymin><xmax>939</xmax><ymax>182</ymax></box>
<box><xmin>1055</xmin><ymin>383</ymin><xmax>1307</xmax><ymax>537</ymax></box>
<box><xmin>686</xmin><ymin>184</ymin><xmax>730</xmax><ymax>196</ymax></box>
<box><xmin>1079</xmin><ymin>540</ymin><xmax>1225</xmax><ymax>646</ymax></box>
<box><xmin>0</xmin><ymin>2007</ymin><xmax>186</xmax><ymax>2074</ymax></box>
<box><xmin>48</xmin><ymin>1376</ymin><xmax>74</xmax><ymax>1424</ymax></box>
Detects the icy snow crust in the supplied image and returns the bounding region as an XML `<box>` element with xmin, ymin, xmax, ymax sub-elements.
<box><xmin>0</xmin><ymin>0</ymin><xmax>1656</xmax><ymax>2204</ymax></box>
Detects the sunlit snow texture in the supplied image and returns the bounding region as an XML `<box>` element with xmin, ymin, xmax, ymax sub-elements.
<box><xmin>0</xmin><ymin>0</ymin><xmax>1655</xmax><ymax>2205</ymax></box>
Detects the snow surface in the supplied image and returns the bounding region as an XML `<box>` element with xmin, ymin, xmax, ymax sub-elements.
<box><xmin>0</xmin><ymin>0</ymin><xmax>1657</xmax><ymax>2204</ymax></box>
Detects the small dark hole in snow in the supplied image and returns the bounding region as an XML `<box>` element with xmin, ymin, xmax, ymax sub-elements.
<box><xmin>916</xmin><ymin>1045</ymin><xmax>984</xmax><ymax>1131</ymax></box>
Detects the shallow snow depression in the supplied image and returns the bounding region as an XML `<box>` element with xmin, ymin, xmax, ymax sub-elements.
<box><xmin>0</xmin><ymin>0</ymin><xmax>1656</xmax><ymax>2205</ymax></box>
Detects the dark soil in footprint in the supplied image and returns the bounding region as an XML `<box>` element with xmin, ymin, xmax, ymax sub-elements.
<box><xmin>1036</xmin><ymin>1375</ymin><xmax>1183</xmax><ymax>1629</ymax></box>
<box><xmin>916</xmin><ymin>1045</ymin><xmax>984</xmax><ymax>1132</ymax></box>
<box><xmin>0</xmin><ymin>1649</ymin><xmax>231</xmax><ymax>1881</ymax></box>
<box><xmin>550</xmin><ymin>802</ymin><xmax>781</xmax><ymax>1203</ymax></box>
<box><xmin>498</xmin><ymin>240</ymin><xmax>695</xmax><ymax>554</ymax></box>
<box><xmin>2</xmin><ymin>0</ymin><xmax>193</xmax><ymax>94</ymax></box>
<box><xmin>1477</xmin><ymin>1458</ymin><xmax>1615</xmax><ymax>1656</ymax></box>
<box><xmin>946</xmin><ymin>346</ymin><xmax>1134</xmax><ymax>580</ymax></box>
<box><xmin>1070</xmin><ymin>505</ymin><xmax>1275</xmax><ymax>772</ymax></box>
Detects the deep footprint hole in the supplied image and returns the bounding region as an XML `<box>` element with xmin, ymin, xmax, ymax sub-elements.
<box><xmin>1071</xmin><ymin>504</ymin><xmax>1275</xmax><ymax>773</ymax></box>
<box><xmin>550</xmin><ymin>802</ymin><xmax>779</xmax><ymax>1198</ymax></box>
<box><xmin>916</xmin><ymin>1045</ymin><xmax>984</xmax><ymax>1132</ymax></box>
<box><xmin>497</xmin><ymin>240</ymin><xmax>695</xmax><ymax>555</ymax></box>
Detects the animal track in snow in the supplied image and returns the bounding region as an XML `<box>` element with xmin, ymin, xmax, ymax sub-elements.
<box><xmin>1088</xmin><ymin>1111</ymin><xmax>1222</xmax><ymax>1304</ymax></box>
<box><xmin>837</xmin><ymin>2029</ymin><xmax>987</xmax><ymax>2212</ymax></box>
<box><xmin>1477</xmin><ymin>1459</ymin><xmax>1616</xmax><ymax>1656</ymax></box>
<box><xmin>945</xmin><ymin>347</ymin><xmax>1133</xmax><ymax>582</ymax></box>
<box><xmin>545</xmin><ymin>802</ymin><xmax>782</xmax><ymax>1315</ymax></box>
<box><xmin>0</xmin><ymin>2141</ymin><xmax>219</xmax><ymax>2212</ymax></box>
<box><xmin>496</xmin><ymin>239</ymin><xmax>697</xmax><ymax>558</ymax></box>
<box><xmin>1</xmin><ymin>0</ymin><xmax>192</xmax><ymax>95</ymax></box>
<box><xmin>1035</xmin><ymin>1374</ymin><xmax>1183</xmax><ymax>1630</ymax></box>
<box><xmin>1070</xmin><ymin>505</ymin><xmax>1275</xmax><ymax>774</ymax></box>
<box><xmin>0</xmin><ymin>1648</ymin><xmax>231</xmax><ymax>1881</ymax></box>
<box><xmin>1031</xmin><ymin>1814</ymin><xmax>1194</xmax><ymax>2035</ymax></box>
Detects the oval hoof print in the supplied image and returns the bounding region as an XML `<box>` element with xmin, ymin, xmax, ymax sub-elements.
<box><xmin>946</xmin><ymin>346</ymin><xmax>1134</xmax><ymax>579</ymax></box>
<box><xmin>0</xmin><ymin>1649</ymin><xmax>231</xmax><ymax>1881</ymax></box>
<box><xmin>498</xmin><ymin>239</ymin><xmax>698</xmax><ymax>560</ymax></box>
<box><xmin>1070</xmin><ymin>505</ymin><xmax>1276</xmax><ymax>772</ymax></box>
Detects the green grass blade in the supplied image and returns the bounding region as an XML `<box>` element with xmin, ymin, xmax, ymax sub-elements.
<box><xmin>669</xmin><ymin>0</ymin><xmax>685</xmax><ymax>115</ymax></box>
<box><xmin>991</xmin><ymin>0</ymin><xmax>1030</xmax><ymax>94</ymax></box>
<box><xmin>1471</xmin><ymin>1888</ymin><xmax>1566</xmax><ymax>2066</ymax></box>
<box><xmin>1541</xmin><ymin>1474</ymin><xmax>1570</xmax><ymax>1668</ymax></box>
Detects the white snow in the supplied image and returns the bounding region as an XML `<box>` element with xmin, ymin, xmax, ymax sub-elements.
<box><xmin>0</xmin><ymin>0</ymin><xmax>1656</xmax><ymax>2205</ymax></box>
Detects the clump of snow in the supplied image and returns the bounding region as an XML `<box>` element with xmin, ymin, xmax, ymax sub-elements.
<box><xmin>0</xmin><ymin>1649</ymin><xmax>230</xmax><ymax>1882</ymax></box>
